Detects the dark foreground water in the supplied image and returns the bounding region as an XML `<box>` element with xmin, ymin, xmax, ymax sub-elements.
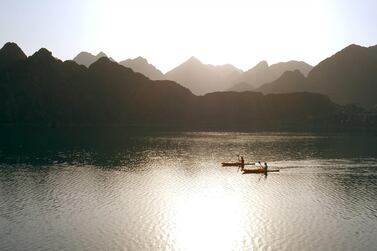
<box><xmin>0</xmin><ymin>129</ymin><xmax>377</xmax><ymax>251</ymax></box>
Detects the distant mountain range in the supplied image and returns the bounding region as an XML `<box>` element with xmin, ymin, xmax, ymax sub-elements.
<box><xmin>255</xmin><ymin>70</ymin><xmax>307</xmax><ymax>94</ymax></box>
<box><xmin>71</xmin><ymin>45</ymin><xmax>377</xmax><ymax>108</ymax></box>
<box><xmin>254</xmin><ymin>44</ymin><xmax>377</xmax><ymax>107</ymax></box>
<box><xmin>73</xmin><ymin>51</ymin><xmax>115</xmax><ymax>67</ymax></box>
<box><xmin>1</xmin><ymin>41</ymin><xmax>375</xmax><ymax>131</ymax></box>
<box><xmin>1</xmin><ymin>42</ymin><xmax>363</xmax><ymax>130</ymax></box>
<box><xmin>119</xmin><ymin>57</ymin><xmax>165</xmax><ymax>80</ymax></box>
<box><xmin>73</xmin><ymin>52</ymin><xmax>312</xmax><ymax>95</ymax></box>
<box><xmin>229</xmin><ymin>60</ymin><xmax>313</xmax><ymax>91</ymax></box>
<box><xmin>74</xmin><ymin>52</ymin><xmax>166</xmax><ymax>81</ymax></box>
<box><xmin>164</xmin><ymin>57</ymin><xmax>243</xmax><ymax>95</ymax></box>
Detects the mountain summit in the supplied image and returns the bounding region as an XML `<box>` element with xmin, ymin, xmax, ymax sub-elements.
<box><xmin>256</xmin><ymin>70</ymin><xmax>307</xmax><ymax>94</ymax></box>
<box><xmin>165</xmin><ymin>57</ymin><xmax>242</xmax><ymax>95</ymax></box>
<box><xmin>252</xmin><ymin>44</ymin><xmax>377</xmax><ymax>107</ymax></box>
<box><xmin>73</xmin><ymin>51</ymin><xmax>113</xmax><ymax>67</ymax></box>
<box><xmin>0</xmin><ymin>42</ymin><xmax>27</xmax><ymax>71</ymax></box>
<box><xmin>307</xmin><ymin>44</ymin><xmax>377</xmax><ymax>107</ymax></box>
<box><xmin>119</xmin><ymin>57</ymin><xmax>165</xmax><ymax>80</ymax></box>
<box><xmin>237</xmin><ymin>60</ymin><xmax>312</xmax><ymax>89</ymax></box>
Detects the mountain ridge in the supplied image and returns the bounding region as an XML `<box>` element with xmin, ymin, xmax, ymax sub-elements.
<box><xmin>73</xmin><ymin>50</ymin><xmax>313</xmax><ymax>95</ymax></box>
<box><xmin>253</xmin><ymin>43</ymin><xmax>377</xmax><ymax>107</ymax></box>
<box><xmin>119</xmin><ymin>56</ymin><xmax>165</xmax><ymax>80</ymax></box>
<box><xmin>0</xmin><ymin>42</ymin><xmax>347</xmax><ymax>130</ymax></box>
<box><xmin>0</xmin><ymin>42</ymin><xmax>27</xmax><ymax>71</ymax></box>
<box><xmin>165</xmin><ymin>57</ymin><xmax>243</xmax><ymax>95</ymax></box>
<box><xmin>230</xmin><ymin>60</ymin><xmax>313</xmax><ymax>91</ymax></box>
<box><xmin>73</xmin><ymin>51</ymin><xmax>114</xmax><ymax>67</ymax></box>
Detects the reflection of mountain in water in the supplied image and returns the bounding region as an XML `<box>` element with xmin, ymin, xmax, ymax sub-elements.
<box><xmin>1</xmin><ymin>129</ymin><xmax>377</xmax><ymax>167</ymax></box>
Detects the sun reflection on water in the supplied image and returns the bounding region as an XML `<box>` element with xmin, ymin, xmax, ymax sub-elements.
<box><xmin>168</xmin><ymin>181</ymin><xmax>250</xmax><ymax>251</ymax></box>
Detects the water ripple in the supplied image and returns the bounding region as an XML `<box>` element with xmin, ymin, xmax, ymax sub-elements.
<box><xmin>1</xmin><ymin>132</ymin><xmax>377</xmax><ymax>250</ymax></box>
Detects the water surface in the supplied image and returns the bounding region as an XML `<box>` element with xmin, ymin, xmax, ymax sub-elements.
<box><xmin>0</xmin><ymin>129</ymin><xmax>377</xmax><ymax>251</ymax></box>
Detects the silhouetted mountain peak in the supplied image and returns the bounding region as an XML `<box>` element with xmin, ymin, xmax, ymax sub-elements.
<box><xmin>0</xmin><ymin>42</ymin><xmax>26</xmax><ymax>58</ymax></box>
<box><xmin>185</xmin><ymin>56</ymin><xmax>202</xmax><ymax>65</ymax></box>
<box><xmin>0</xmin><ymin>42</ymin><xmax>27</xmax><ymax>70</ymax></box>
<box><xmin>165</xmin><ymin>57</ymin><xmax>245</xmax><ymax>94</ymax></box>
<box><xmin>29</xmin><ymin>48</ymin><xmax>57</xmax><ymax>64</ymax></box>
<box><xmin>88</xmin><ymin>57</ymin><xmax>129</xmax><ymax>75</ymax></box>
<box><xmin>134</xmin><ymin>56</ymin><xmax>149</xmax><ymax>64</ymax></box>
<box><xmin>307</xmin><ymin>43</ymin><xmax>377</xmax><ymax>107</ymax></box>
<box><xmin>343</xmin><ymin>44</ymin><xmax>364</xmax><ymax>51</ymax></box>
<box><xmin>329</xmin><ymin>44</ymin><xmax>369</xmax><ymax>60</ymax></box>
<box><xmin>244</xmin><ymin>60</ymin><xmax>269</xmax><ymax>74</ymax></box>
<box><xmin>256</xmin><ymin>60</ymin><xmax>268</xmax><ymax>68</ymax></box>
<box><xmin>253</xmin><ymin>60</ymin><xmax>268</xmax><ymax>69</ymax></box>
<box><xmin>255</xmin><ymin>69</ymin><xmax>308</xmax><ymax>94</ymax></box>
<box><xmin>73</xmin><ymin>51</ymin><xmax>111</xmax><ymax>67</ymax></box>
<box><xmin>121</xmin><ymin>56</ymin><xmax>146</xmax><ymax>64</ymax></box>
<box><xmin>119</xmin><ymin>56</ymin><xmax>165</xmax><ymax>80</ymax></box>
<box><xmin>75</xmin><ymin>51</ymin><xmax>93</xmax><ymax>58</ymax></box>
<box><xmin>33</xmin><ymin>48</ymin><xmax>52</xmax><ymax>57</ymax></box>
<box><xmin>2</xmin><ymin>42</ymin><xmax>18</xmax><ymax>49</ymax></box>
<box><xmin>89</xmin><ymin>56</ymin><xmax>112</xmax><ymax>68</ymax></box>
<box><xmin>97</xmin><ymin>51</ymin><xmax>107</xmax><ymax>58</ymax></box>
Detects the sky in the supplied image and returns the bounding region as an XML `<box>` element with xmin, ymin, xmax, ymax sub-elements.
<box><xmin>1</xmin><ymin>0</ymin><xmax>377</xmax><ymax>73</ymax></box>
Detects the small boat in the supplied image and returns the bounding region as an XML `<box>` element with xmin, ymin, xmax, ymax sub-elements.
<box><xmin>221</xmin><ymin>162</ymin><xmax>255</xmax><ymax>167</ymax></box>
<box><xmin>242</xmin><ymin>168</ymin><xmax>279</xmax><ymax>174</ymax></box>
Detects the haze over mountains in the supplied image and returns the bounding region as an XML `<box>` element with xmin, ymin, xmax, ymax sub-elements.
<box><xmin>255</xmin><ymin>70</ymin><xmax>307</xmax><ymax>94</ymax></box>
<box><xmin>230</xmin><ymin>60</ymin><xmax>313</xmax><ymax>91</ymax></box>
<box><xmin>2</xmin><ymin>42</ymin><xmax>365</xmax><ymax>130</ymax></box>
<box><xmin>73</xmin><ymin>51</ymin><xmax>115</xmax><ymax>67</ymax></box>
<box><xmin>1</xmin><ymin>41</ymin><xmax>375</xmax><ymax>130</ymax></box>
<box><xmin>255</xmin><ymin>44</ymin><xmax>377</xmax><ymax>107</ymax></box>
<box><xmin>164</xmin><ymin>57</ymin><xmax>243</xmax><ymax>95</ymax></box>
<box><xmin>119</xmin><ymin>57</ymin><xmax>165</xmax><ymax>80</ymax></box>
<box><xmin>72</xmin><ymin>45</ymin><xmax>377</xmax><ymax>108</ymax></box>
<box><xmin>73</xmin><ymin>52</ymin><xmax>312</xmax><ymax>95</ymax></box>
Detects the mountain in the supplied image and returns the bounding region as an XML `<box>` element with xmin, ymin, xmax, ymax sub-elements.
<box><xmin>255</xmin><ymin>70</ymin><xmax>307</xmax><ymax>94</ymax></box>
<box><xmin>255</xmin><ymin>44</ymin><xmax>377</xmax><ymax>108</ymax></box>
<box><xmin>0</xmin><ymin>42</ymin><xmax>27</xmax><ymax>71</ymax></box>
<box><xmin>232</xmin><ymin>60</ymin><xmax>313</xmax><ymax>90</ymax></box>
<box><xmin>307</xmin><ymin>44</ymin><xmax>377</xmax><ymax>107</ymax></box>
<box><xmin>73</xmin><ymin>52</ymin><xmax>311</xmax><ymax>95</ymax></box>
<box><xmin>119</xmin><ymin>57</ymin><xmax>165</xmax><ymax>80</ymax></box>
<box><xmin>73</xmin><ymin>51</ymin><xmax>114</xmax><ymax>67</ymax></box>
<box><xmin>269</xmin><ymin>61</ymin><xmax>312</xmax><ymax>77</ymax></box>
<box><xmin>192</xmin><ymin>91</ymin><xmax>336</xmax><ymax>129</ymax></box>
<box><xmin>165</xmin><ymin>57</ymin><xmax>243</xmax><ymax>95</ymax></box>
<box><xmin>0</xmin><ymin>43</ymin><xmax>344</xmax><ymax>130</ymax></box>
<box><xmin>1</xmin><ymin>46</ymin><xmax>193</xmax><ymax>125</ymax></box>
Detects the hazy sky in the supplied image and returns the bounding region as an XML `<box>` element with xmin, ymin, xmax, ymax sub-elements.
<box><xmin>1</xmin><ymin>0</ymin><xmax>377</xmax><ymax>72</ymax></box>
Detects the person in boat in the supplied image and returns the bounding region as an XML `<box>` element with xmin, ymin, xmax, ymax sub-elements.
<box><xmin>264</xmin><ymin>162</ymin><xmax>268</xmax><ymax>171</ymax></box>
<box><xmin>258</xmin><ymin>161</ymin><xmax>263</xmax><ymax>169</ymax></box>
<box><xmin>240</xmin><ymin>156</ymin><xmax>245</xmax><ymax>171</ymax></box>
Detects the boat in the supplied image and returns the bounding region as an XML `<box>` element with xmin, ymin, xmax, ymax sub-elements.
<box><xmin>221</xmin><ymin>162</ymin><xmax>255</xmax><ymax>167</ymax></box>
<box><xmin>242</xmin><ymin>168</ymin><xmax>279</xmax><ymax>174</ymax></box>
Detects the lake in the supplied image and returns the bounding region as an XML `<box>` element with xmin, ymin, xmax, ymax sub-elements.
<box><xmin>0</xmin><ymin>129</ymin><xmax>377</xmax><ymax>251</ymax></box>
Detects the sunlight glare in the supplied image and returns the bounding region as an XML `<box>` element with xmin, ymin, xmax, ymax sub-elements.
<box><xmin>86</xmin><ymin>0</ymin><xmax>337</xmax><ymax>72</ymax></box>
<box><xmin>170</xmin><ymin>186</ymin><xmax>247</xmax><ymax>251</ymax></box>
